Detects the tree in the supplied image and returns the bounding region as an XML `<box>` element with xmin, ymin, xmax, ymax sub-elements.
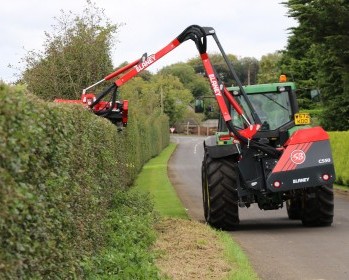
<box><xmin>151</xmin><ymin>74</ymin><xmax>192</xmax><ymax>126</ymax></box>
<box><xmin>258</xmin><ymin>52</ymin><xmax>283</xmax><ymax>83</ymax></box>
<box><xmin>187</xmin><ymin>53</ymin><xmax>240</xmax><ymax>86</ymax></box>
<box><xmin>187</xmin><ymin>54</ymin><xmax>260</xmax><ymax>86</ymax></box>
<box><xmin>282</xmin><ymin>0</ymin><xmax>349</xmax><ymax>130</ymax></box>
<box><xmin>159</xmin><ymin>62</ymin><xmax>210</xmax><ymax>98</ymax></box>
<box><xmin>120</xmin><ymin>73</ymin><xmax>192</xmax><ymax>126</ymax></box>
<box><xmin>21</xmin><ymin>1</ymin><xmax>121</xmax><ymax>100</ymax></box>
<box><xmin>235</xmin><ymin>57</ymin><xmax>259</xmax><ymax>85</ymax></box>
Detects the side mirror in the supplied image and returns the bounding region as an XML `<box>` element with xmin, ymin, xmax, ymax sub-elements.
<box><xmin>194</xmin><ymin>99</ymin><xmax>204</xmax><ymax>113</ymax></box>
<box><xmin>310</xmin><ymin>89</ymin><xmax>320</xmax><ymax>102</ymax></box>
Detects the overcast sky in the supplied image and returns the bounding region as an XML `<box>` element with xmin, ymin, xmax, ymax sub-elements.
<box><xmin>0</xmin><ymin>0</ymin><xmax>296</xmax><ymax>83</ymax></box>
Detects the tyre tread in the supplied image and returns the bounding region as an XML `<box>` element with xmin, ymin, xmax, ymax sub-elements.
<box><xmin>203</xmin><ymin>155</ymin><xmax>239</xmax><ymax>230</ymax></box>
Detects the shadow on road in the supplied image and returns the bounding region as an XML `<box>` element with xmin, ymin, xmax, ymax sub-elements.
<box><xmin>235</xmin><ymin>218</ymin><xmax>304</xmax><ymax>232</ymax></box>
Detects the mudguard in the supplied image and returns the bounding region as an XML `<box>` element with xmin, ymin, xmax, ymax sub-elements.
<box><xmin>204</xmin><ymin>135</ymin><xmax>239</xmax><ymax>159</ymax></box>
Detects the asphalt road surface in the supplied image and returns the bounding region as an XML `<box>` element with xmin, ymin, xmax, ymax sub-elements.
<box><xmin>169</xmin><ymin>135</ymin><xmax>349</xmax><ymax>280</ymax></box>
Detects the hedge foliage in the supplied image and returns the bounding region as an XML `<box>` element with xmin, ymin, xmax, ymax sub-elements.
<box><xmin>81</xmin><ymin>189</ymin><xmax>161</xmax><ymax>279</ymax></box>
<box><xmin>329</xmin><ymin>131</ymin><xmax>349</xmax><ymax>186</ymax></box>
<box><xmin>0</xmin><ymin>83</ymin><xmax>169</xmax><ymax>278</ymax></box>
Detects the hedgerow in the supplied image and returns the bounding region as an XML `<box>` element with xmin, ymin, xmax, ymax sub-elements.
<box><xmin>0</xmin><ymin>83</ymin><xmax>169</xmax><ymax>278</ymax></box>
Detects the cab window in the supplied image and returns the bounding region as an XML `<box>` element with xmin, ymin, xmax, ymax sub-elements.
<box><xmin>232</xmin><ymin>92</ymin><xmax>292</xmax><ymax>130</ymax></box>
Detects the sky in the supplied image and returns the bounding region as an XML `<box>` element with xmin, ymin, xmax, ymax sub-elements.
<box><xmin>0</xmin><ymin>0</ymin><xmax>297</xmax><ymax>83</ymax></box>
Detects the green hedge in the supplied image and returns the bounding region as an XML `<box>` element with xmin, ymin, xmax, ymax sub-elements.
<box><xmin>0</xmin><ymin>83</ymin><xmax>169</xmax><ymax>278</ymax></box>
<box><xmin>329</xmin><ymin>131</ymin><xmax>349</xmax><ymax>186</ymax></box>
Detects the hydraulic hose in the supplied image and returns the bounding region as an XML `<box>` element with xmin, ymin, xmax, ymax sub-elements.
<box><xmin>93</xmin><ymin>84</ymin><xmax>118</xmax><ymax>117</ymax></box>
<box><xmin>177</xmin><ymin>25</ymin><xmax>207</xmax><ymax>54</ymax></box>
<box><xmin>90</xmin><ymin>83</ymin><xmax>116</xmax><ymax>109</ymax></box>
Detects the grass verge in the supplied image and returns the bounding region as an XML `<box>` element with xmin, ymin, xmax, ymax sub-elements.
<box><xmin>217</xmin><ymin>232</ymin><xmax>259</xmax><ymax>280</ymax></box>
<box><xmin>334</xmin><ymin>184</ymin><xmax>349</xmax><ymax>195</ymax></box>
<box><xmin>134</xmin><ymin>143</ymin><xmax>188</xmax><ymax>219</ymax></box>
<box><xmin>134</xmin><ymin>143</ymin><xmax>258</xmax><ymax>280</ymax></box>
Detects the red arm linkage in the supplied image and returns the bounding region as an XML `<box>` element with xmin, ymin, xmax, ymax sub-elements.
<box><xmin>84</xmin><ymin>25</ymin><xmax>257</xmax><ymax>134</ymax></box>
<box><xmin>106</xmin><ymin>30</ymin><xmax>234</xmax><ymax>123</ymax></box>
<box><xmin>104</xmin><ymin>58</ymin><xmax>142</xmax><ymax>81</ymax></box>
<box><xmin>200</xmin><ymin>53</ymin><xmax>231</xmax><ymax>122</ymax></box>
<box><xmin>113</xmin><ymin>39</ymin><xmax>180</xmax><ymax>87</ymax></box>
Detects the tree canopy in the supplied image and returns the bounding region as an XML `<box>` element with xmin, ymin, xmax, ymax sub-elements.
<box><xmin>282</xmin><ymin>0</ymin><xmax>349</xmax><ymax>130</ymax></box>
<box><xmin>258</xmin><ymin>52</ymin><xmax>283</xmax><ymax>84</ymax></box>
<box><xmin>159</xmin><ymin>63</ymin><xmax>211</xmax><ymax>98</ymax></box>
<box><xmin>119</xmin><ymin>73</ymin><xmax>192</xmax><ymax>126</ymax></box>
<box><xmin>21</xmin><ymin>1</ymin><xmax>120</xmax><ymax>100</ymax></box>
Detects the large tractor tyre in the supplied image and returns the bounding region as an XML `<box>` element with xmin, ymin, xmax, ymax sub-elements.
<box><xmin>301</xmin><ymin>184</ymin><xmax>334</xmax><ymax>227</ymax></box>
<box><xmin>286</xmin><ymin>197</ymin><xmax>302</xmax><ymax>220</ymax></box>
<box><xmin>202</xmin><ymin>153</ymin><xmax>239</xmax><ymax>231</ymax></box>
<box><xmin>201</xmin><ymin>161</ymin><xmax>209</xmax><ymax>221</ymax></box>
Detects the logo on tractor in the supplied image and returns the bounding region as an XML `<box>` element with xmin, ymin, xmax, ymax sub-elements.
<box><xmin>290</xmin><ymin>150</ymin><xmax>306</xmax><ymax>165</ymax></box>
<box><xmin>208</xmin><ymin>74</ymin><xmax>222</xmax><ymax>96</ymax></box>
<box><xmin>136</xmin><ymin>54</ymin><xmax>156</xmax><ymax>72</ymax></box>
<box><xmin>293</xmin><ymin>177</ymin><xmax>309</xmax><ymax>184</ymax></box>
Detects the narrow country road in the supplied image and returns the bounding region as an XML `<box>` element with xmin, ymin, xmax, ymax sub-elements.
<box><xmin>168</xmin><ymin>135</ymin><xmax>349</xmax><ymax>280</ymax></box>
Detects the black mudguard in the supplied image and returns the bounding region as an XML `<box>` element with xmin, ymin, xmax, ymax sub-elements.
<box><xmin>204</xmin><ymin>136</ymin><xmax>240</xmax><ymax>159</ymax></box>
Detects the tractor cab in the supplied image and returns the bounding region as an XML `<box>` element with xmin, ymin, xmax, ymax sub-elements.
<box><xmin>218</xmin><ymin>80</ymin><xmax>306</xmax><ymax>147</ymax></box>
<box><xmin>228</xmin><ymin>82</ymin><xmax>298</xmax><ymax>131</ymax></box>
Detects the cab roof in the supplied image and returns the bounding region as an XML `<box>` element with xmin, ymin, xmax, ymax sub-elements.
<box><xmin>227</xmin><ymin>82</ymin><xmax>296</xmax><ymax>94</ymax></box>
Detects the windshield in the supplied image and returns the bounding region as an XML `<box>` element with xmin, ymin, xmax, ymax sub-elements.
<box><xmin>232</xmin><ymin>92</ymin><xmax>292</xmax><ymax>130</ymax></box>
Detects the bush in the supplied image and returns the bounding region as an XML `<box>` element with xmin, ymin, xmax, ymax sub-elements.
<box><xmin>0</xmin><ymin>83</ymin><xmax>169</xmax><ymax>278</ymax></box>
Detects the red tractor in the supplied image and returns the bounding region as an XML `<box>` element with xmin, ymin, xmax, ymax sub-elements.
<box><xmin>56</xmin><ymin>25</ymin><xmax>335</xmax><ymax>229</ymax></box>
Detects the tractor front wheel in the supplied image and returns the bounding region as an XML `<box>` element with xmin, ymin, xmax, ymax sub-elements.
<box><xmin>286</xmin><ymin>197</ymin><xmax>302</xmax><ymax>220</ymax></box>
<box><xmin>202</xmin><ymin>153</ymin><xmax>239</xmax><ymax>230</ymax></box>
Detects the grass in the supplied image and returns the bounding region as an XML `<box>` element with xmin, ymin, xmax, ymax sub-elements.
<box><xmin>134</xmin><ymin>142</ymin><xmax>258</xmax><ymax>280</ymax></box>
<box><xmin>217</xmin><ymin>232</ymin><xmax>259</xmax><ymax>280</ymax></box>
<box><xmin>334</xmin><ymin>184</ymin><xmax>349</xmax><ymax>193</ymax></box>
<box><xmin>134</xmin><ymin>143</ymin><xmax>188</xmax><ymax>219</ymax></box>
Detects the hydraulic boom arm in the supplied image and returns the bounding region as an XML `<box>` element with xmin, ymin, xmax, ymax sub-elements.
<box><xmin>93</xmin><ymin>25</ymin><xmax>253</xmax><ymax>130</ymax></box>
<box><xmin>58</xmin><ymin>25</ymin><xmax>280</xmax><ymax>157</ymax></box>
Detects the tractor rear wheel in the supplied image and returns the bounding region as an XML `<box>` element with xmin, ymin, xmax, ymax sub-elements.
<box><xmin>301</xmin><ymin>184</ymin><xmax>334</xmax><ymax>227</ymax></box>
<box><xmin>202</xmin><ymin>153</ymin><xmax>239</xmax><ymax>230</ymax></box>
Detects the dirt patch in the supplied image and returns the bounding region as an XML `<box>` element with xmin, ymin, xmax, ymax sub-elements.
<box><xmin>154</xmin><ymin>218</ymin><xmax>234</xmax><ymax>279</ymax></box>
<box><xmin>334</xmin><ymin>187</ymin><xmax>349</xmax><ymax>201</ymax></box>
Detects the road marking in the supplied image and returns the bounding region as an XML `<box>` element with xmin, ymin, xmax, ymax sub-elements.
<box><xmin>194</xmin><ymin>143</ymin><xmax>198</xmax><ymax>154</ymax></box>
